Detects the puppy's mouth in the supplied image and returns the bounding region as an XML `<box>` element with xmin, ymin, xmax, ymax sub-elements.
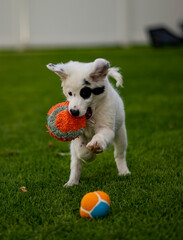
<box><xmin>85</xmin><ymin>107</ymin><xmax>92</xmax><ymax>119</ymax></box>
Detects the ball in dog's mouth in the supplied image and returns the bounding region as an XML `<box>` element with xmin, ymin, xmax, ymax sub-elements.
<box><xmin>86</xmin><ymin>107</ymin><xmax>92</xmax><ymax>119</ymax></box>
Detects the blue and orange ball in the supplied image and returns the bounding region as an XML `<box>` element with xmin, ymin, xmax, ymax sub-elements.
<box><xmin>80</xmin><ymin>191</ymin><xmax>111</xmax><ymax>218</ymax></box>
<box><xmin>46</xmin><ymin>101</ymin><xmax>86</xmax><ymax>142</ymax></box>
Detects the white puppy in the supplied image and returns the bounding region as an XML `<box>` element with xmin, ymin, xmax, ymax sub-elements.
<box><xmin>47</xmin><ymin>58</ymin><xmax>130</xmax><ymax>187</ymax></box>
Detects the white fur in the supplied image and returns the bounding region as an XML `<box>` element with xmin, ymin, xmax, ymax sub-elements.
<box><xmin>47</xmin><ymin>58</ymin><xmax>131</xmax><ymax>187</ymax></box>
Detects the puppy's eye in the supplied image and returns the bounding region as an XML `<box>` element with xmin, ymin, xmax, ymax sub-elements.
<box><xmin>80</xmin><ymin>87</ymin><xmax>92</xmax><ymax>99</ymax></box>
<box><xmin>68</xmin><ymin>92</ymin><xmax>72</xmax><ymax>96</ymax></box>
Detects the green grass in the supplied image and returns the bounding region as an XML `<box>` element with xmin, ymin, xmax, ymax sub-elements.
<box><xmin>0</xmin><ymin>46</ymin><xmax>182</xmax><ymax>240</ymax></box>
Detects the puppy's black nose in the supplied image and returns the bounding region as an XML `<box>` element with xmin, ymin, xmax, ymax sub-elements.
<box><xmin>70</xmin><ymin>109</ymin><xmax>80</xmax><ymax>117</ymax></box>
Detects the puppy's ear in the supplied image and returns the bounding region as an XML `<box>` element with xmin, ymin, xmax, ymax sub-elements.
<box><xmin>46</xmin><ymin>63</ymin><xmax>68</xmax><ymax>80</ymax></box>
<box><xmin>90</xmin><ymin>58</ymin><xmax>110</xmax><ymax>81</ymax></box>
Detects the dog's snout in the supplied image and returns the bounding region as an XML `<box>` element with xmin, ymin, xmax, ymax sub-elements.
<box><xmin>70</xmin><ymin>109</ymin><xmax>80</xmax><ymax>117</ymax></box>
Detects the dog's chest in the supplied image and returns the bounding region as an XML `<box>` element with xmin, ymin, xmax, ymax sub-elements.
<box><xmin>83</xmin><ymin>120</ymin><xmax>95</xmax><ymax>140</ymax></box>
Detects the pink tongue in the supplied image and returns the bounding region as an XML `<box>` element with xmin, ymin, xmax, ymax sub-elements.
<box><xmin>86</xmin><ymin>107</ymin><xmax>92</xmax><ymax>119</ymax></box>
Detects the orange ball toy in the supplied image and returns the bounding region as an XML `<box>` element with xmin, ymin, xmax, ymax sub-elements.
<box><xmin>46</xmin><ymin>101</ymin><xmax>86</xmax><ymax>142</ymax></box>
<box><xmin>80</xmin><ymin>191</ymin><xmax>111</xmax><ymax>218</ymax></box>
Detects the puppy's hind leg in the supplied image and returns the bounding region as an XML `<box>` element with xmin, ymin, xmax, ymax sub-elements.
<box><xmin>114</xmin><ymin>123</ymin><xmax>131</xmax><ymax>176</ymax></box>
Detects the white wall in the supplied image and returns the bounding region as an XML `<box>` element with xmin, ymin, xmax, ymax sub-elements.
<box><xmin>0</xmin><ymin>0</ymin><xmax>182</xmax><ymax>48</ymax></box>
<box><xmin>28</xmin><ymin>0</ymin><xmax>127</xmax><ymax>46</ymax></box>
<box><xmin>0</xmin><ymin>0</ymin><xmax>19</xmax><ymax>47</ymax></box>
<box><xmin>126</xmin><ymin>0</ymin><xmax>183</xmax><ymax>44</ymax></box>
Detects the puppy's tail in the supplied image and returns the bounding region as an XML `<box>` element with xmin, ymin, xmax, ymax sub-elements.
<box><xmin>108</xmin><ymin>67</ymin><xmax>123</xmax><ymax>87</ymax></box>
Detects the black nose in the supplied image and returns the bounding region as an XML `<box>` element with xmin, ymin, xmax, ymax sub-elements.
<box><xmin>70</xmin><ymin>109</ymin><xmax>80</xmax><ymax>117</ymax></box>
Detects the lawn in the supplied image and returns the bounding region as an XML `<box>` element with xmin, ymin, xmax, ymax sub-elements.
<box><xmin>0</xmin><ymin>46</ymin><xmax>182</xmax><ymax>240</ymax></box>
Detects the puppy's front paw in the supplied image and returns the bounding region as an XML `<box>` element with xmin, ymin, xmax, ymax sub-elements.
<box><xmin>86</xmin><ymin>140</ymin><xmax>104</xmax><ymax>154</ymax></box>
<box><xmin>118</xmin><ymin>167</ymin><xmax>131</xmax><ymax>176</ymax></box>
<box><xmin>63</xmin><ymin>180</ymin><xmax>79</xmax><ymax>187</ymax></box>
